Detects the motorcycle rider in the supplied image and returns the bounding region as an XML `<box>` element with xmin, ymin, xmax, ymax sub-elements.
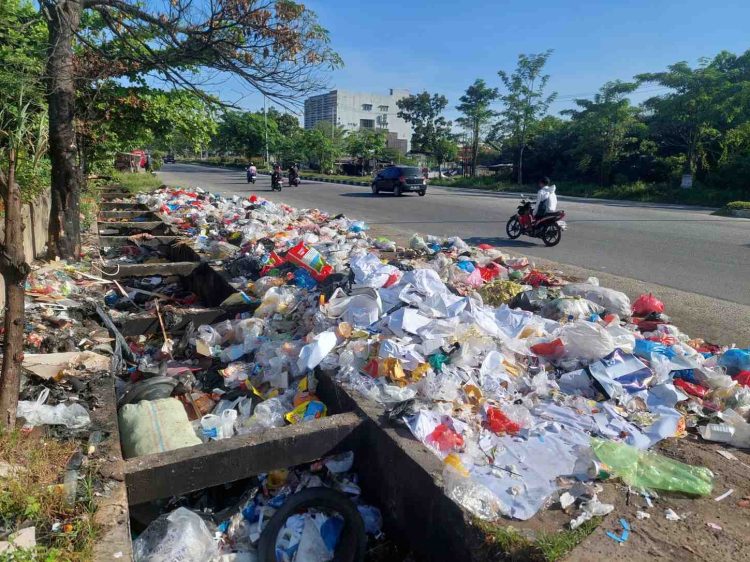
<box><xmin>288</xmin><ymin>163</ymin><xmax>299</xmax><ymax>185</ymax></box>
<box><xmin>533</xmin><ymin>176</ymin><xmax>558</xmax><ymax>221</ymax></box>
<box><xmin>246</xmin><ymin>161</ymin><xmax>257</xmax><ymax>182</ymax></box>
<box><xmin>271</xmin><ymin>163</ymin><xmax>282</xmax><ymax>189</ymax></box>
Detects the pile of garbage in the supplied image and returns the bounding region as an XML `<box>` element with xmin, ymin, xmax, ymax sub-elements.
<box><xmin>126</xmin><ymin>187</ymin><xmax>749</xmax><ymax>524</ymax></box>
<box><xmin>133</xmin><ymin>451</ymin><xmax>384</xmax><ymax>562</ymax></box>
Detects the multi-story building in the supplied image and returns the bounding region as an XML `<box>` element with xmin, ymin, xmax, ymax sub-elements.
<box><xmin>304</xmin><ymin>89</ymin><xmax>413</xmax><ymax>153</ymax></box>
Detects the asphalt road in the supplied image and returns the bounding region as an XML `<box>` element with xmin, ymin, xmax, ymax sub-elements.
<box><xmin>159</xmin><ymin>163</ymin><xmax>750</xmax><ymax>307</ymax></box>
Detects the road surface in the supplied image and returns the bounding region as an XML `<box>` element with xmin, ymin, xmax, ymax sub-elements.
<box><xmin>159</xmin><ymin>163</ymin><xmax>750</xmax><ymax>307</ymax></box>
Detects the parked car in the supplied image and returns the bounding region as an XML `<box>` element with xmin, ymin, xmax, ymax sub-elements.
<box><xmin>163</xmin><ymin>154</ymin><xmax>175</xmax><ymax>163</ymax></box>
<box><xmin>371</xmin><ymin>166</ymin><xmax>427</xmax><ymax>196</ymax></box>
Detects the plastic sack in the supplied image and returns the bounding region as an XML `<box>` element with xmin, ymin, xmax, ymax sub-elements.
<box><xmin>119</xmin><ymin>398</ymin><xmax>202</xmax><ymax>458</ymax></box>
<box><xmin>560</xmin><ymin>283</ymin><xmax>631</xmax><ymax>318</ymax></box>
<box><xmin>17</xmin><ymin>389</ymin><xmax>90</xmax><ymax>429</ymax></box>
<box><xmin>632</xmin><ymin>293</ymin><xmax>665</xmax><ymax>316</ymax></box>
<box><xmin>133</xmin><ymin>507</ymin><xmax>218</xmax><ymax>562</ymax></box>
<box><xmin>591</xmin><ymin>438</ymin><xmax>713</xmax><ymax>495</ymax></box>
<box><xmin>540</xmin><ymin>297</ymin><xmax>603</xmax><ymax>321</ymax></box>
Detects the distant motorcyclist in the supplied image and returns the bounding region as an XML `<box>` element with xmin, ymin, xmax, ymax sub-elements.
<box><xmin>288</xmin><ymin>163</ymin><xmax>299</xmax><ymax>185</ymax></box>
<box><xmin>533</xmin><ymin>176</ymin><xmax>558</xmax><ymax>220</ymax></box>
<box><xmin>246</xmin><ymin>162</ymin><xmax>257</xmax><ymax>183</ymax></box>
<box><xmin>271</xmin><ymin>164</ymin><xmax>283</xmax><ymax>191</ymax></box>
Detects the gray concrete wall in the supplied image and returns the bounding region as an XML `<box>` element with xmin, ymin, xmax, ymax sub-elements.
<box><xmin>0</xmin><ymin>190</ymin><xmax>51</xmax><ymax>309</ymax></box>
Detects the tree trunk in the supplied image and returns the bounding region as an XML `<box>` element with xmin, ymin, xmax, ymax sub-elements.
<box><xmin>0</xmin><ymin>152</ymin><xmax>31</xmax><ymax>429</ymax></box>
<box><xmin>518</xmin><ymin>145</ymin><xmax>526</xmax><ymax>186</ymax></box>
<box><xmin>470</xmin><ymin>123</ymin><xmax>480</xmax><ymax>178</ymax></box>
<box><xmin>46</xmin><ymin>0</ymin><xmax>82</xmax><ymax>260</ymax></box>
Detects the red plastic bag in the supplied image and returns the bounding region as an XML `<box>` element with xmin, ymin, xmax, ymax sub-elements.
<box><xmin>523</xmin><ymin>270</ymin><xmax>550</xmax><ymax>288</ymax></box>
<box><xmin>485</xmin><ymin>407</ymin><xmax>521</xmax><ymax>435</ymax></box>
<box><xmin>426</xmin><ymin>423</ymin><xmax>464</xmax><ymax>453</ymax></box>
<box><xmin>478</xmin><ymin>263</ymin><xmax>504</xmax><ymax>282</ymax></box>
<box><xmin>733</xmin><ymin>371</ymin><xmax>750</xmax><ymax>387</ymax></box>
<box><xmin>673</xmin><ymin>377</ymin><xmax>708</xmax><ymax>398</ymax></box>
<box><xmin>477</xmin><ymin>243</ymin><xmax>494</xmax><ymax>250</ymax></box>
<box><xmin>530</xmin><ymin>338</ymin><xmax>565</xmax><ymax>359</ymax></box>
<box><xmin>286</xmin><ymin>241</ymin><xmax>333</xmax><ymax>281</ymax></box>
<box><xmin>633</xmin><ymin>293</ymin><xmax>665</xmax><ymax>316</ymax></box>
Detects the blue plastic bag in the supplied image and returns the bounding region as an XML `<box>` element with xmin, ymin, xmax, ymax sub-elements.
<box><xmin>719</xmin><ymin>348</ymin><xmax>750</xmax><ymax>373</ymax></box>
<box><xmin>634</xmin><ymin>339</ymin><xmax>676</xmax><ymax>360</ymax></box>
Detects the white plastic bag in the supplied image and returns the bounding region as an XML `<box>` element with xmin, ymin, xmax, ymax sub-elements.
<box><xmin>133</xmin><ymin>507</ymin><xmax>218</xmax><ymax>562</ymax></box>
<box><xmin>558</xmin><ymin>321</ymin><xmax>615</xmax><ymax>363</ymax></box>
<box><xmin>16</xmin><ymin>389</ymin><xmax>90</xmax><ymax>429</ymax></box>
<box><xmin>560</xmin><ymin>283</ymin><xmax>631</xmax><ymax>318</ymax></box>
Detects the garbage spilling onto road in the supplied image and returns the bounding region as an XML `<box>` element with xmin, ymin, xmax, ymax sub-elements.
<box><xmin>9</xmin><ymin>184</ymin><xmax>750</xmax><ymax>561</ymax></box>
<box><xmin>133</xmin><ymin>451</ymin><xmax>384</xmax><ymax>562</ymax></box>
<box><xmin>119</xmin><ymin>186</ymin><xmax>750</xmax><ymax>524</ymax></box>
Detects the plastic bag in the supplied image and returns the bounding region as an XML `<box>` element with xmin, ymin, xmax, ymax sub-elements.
<box><xmin>560</xmin><ymin>283</ymin><xmax>631</xmax><ymax>318</ymax></box>
<box><xmin>719</xmin><ymin>348</ymin><xmax>750</xmax><ymax>374</ymax></box>
<box><xmin>133</xmin><ymin>507</ymin><xmax>218</xmax><ymax>562</ymax></box>
<box><xmin>540</xmin><ymin>297</ymin><xmax>603</xmax><ymax>321</ymax></box>
<box><xmin>632</xmin><ymin>293</ymin><xmax>665</xmax><ymax>316</ymax></box>
<box><xmin>558</xmin><ymin>321</ymin><xmax>615</xmax><ymax>363</ymax></box>
<box><xmin>443</xmin><ymin>466</ymin><xmax>508</xmax><ymax>520</ymax></box>
<box><xmin>478</xmin><ymin>280</ymin><xmax>524</xmax><ymax>307</ymax></box>
<box><xmin>591</xmin><ymin>438</ymin><xmax>713</xmax><ymax>495</ymax></box>
<box><xmin>16</xmin><ymin>389</ymin><xmax>90</xmax><ymax>429</ymax></box>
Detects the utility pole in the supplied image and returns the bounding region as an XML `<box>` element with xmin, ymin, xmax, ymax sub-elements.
<box><xmin>264</xmin><ymin>95</ymin><xmax>270</xmax><ymax>167</ymax></box>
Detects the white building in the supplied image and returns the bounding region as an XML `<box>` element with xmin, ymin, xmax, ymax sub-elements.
<box><xmin>304</xmin><ymin>89</ymin><xmax>413</xmax><ymax>153</ymax></box>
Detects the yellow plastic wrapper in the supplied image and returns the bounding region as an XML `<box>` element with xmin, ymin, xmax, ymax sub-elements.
<box><xmin>267</xmin><ymin>469</ymin><xmax>289</xmax><ymax>490</ymax></box>
<box><xmin>410</xmin><ymin>362</ymin><xmax>431</xmax><ymax>381</ymax></box>
<box><xmin>379</xmin><ymin>357</ymin><xmax>406</xmax><ymax>382</ymax></box>
<box><xmin>463</xmin><ymin>384</ymin><xmax>483</xmax><ymax>405</ymax></box>
<box><xmin>444</xmin><ymin>453</ymin><xmax>469</xmax><ymax>477</ymax></box>
<box><xmin>478</xmin><ymin>280</ymin><xmax>524</xmax><ymax>307</ymax></box>
<box><xmin>284</xmin><ymin>400</ymin><xmax>327</xmax><ymax>424</ymax></box>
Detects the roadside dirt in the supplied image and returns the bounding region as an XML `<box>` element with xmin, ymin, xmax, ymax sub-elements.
<box><xmin>566</xmin><ymin>437</ymin><xmax>750</xmax><ymax>562</ymax></box>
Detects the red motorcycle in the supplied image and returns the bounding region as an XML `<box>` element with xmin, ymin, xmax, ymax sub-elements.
<box><xmin>506</xmin><ymin>198</ymin><xmax>566</xmax><ymax>247</ymax></box>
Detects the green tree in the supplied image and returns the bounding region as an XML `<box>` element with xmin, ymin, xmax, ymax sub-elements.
<box><xmin>214</xmin><ymin>111</ymin><xmax>281</xmax><ymax>160</ymax></box>
<box><xmin>303</xmin><ymin>121</ymin><xmax>345</xmax><ymax>172</ymax></box>
<box><xmin>267</xmin><ymin>108</ymin><xmax>303</xmax><ymax>138</ymax></box>
<box><xmin>41</xmin><ymin>0</ymin><xmax>342</xmax><ymax>259</ymax></box>
<box><xmin>346</xmin><ymin>129</ymin><xmax>387</xmax><ymax>170</ymax></box>
<box><xmin>456</xmin><ymin>79</ymin><xmax>499</xmax><ymax>177</ymax></box>
<box><xmin>561</xmin><ymin>81</ymin><xmax>640</xmax><ymax>185</ymax></box>
<box><xmin>396</xmin><ymin>91</ymin><xmax>456</xmax><ymax>171</ymax></box>
<box><xmin>494</xmin><ymin>50</ymin><xmax>557</xmax><ymax>185</ymax></box>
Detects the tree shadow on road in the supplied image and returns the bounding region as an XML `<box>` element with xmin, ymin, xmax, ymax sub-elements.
<box><xmin>339</xmin><ymin>192</ymin><xmax>424</xmax><ymax>198</ymax></box>
<box><xmin>464</xmin><ymin>236</ymin><xmax>538</xmax><ymax>248</ymax></box>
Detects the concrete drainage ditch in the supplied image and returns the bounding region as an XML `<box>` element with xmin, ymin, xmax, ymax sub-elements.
<box><xmin>89</xmin><ymin>185</ymin><xmax>506</xmax><ymax>562</ymax></box>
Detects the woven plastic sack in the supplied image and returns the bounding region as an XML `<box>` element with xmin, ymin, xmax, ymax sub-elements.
<box><xmin>119</xmin><ymin>398</ymin><xmax>202</xmax><ymax>458</ymax></box>
<box><xmin>561</xmin><ymin>283</ymin><xmax>631</xmax><ymax>318</ymax></box>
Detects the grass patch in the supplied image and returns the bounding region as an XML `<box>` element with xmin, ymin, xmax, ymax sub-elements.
<box><xmin>300</xmin><ymin>172</ymin><xmax>370</xmax><ymax>184</ymax></box>
<box><xmin>112</xmin><ymin>171</ymin><xmax>163</xmax><ymax>193</ymax></box>
<box><xmin>476</xmin><ymin>517</ymin><xmax>602</xmax><ymax>562</ymax></box>
<box><xmin>0</xmin><ymin>430</ymin><xmax>97</xmax><ymax>560</ymax></box>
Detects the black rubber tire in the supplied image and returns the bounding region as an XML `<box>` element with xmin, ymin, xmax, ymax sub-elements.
<box><xmin>506</xmin><ymin>216</ymin><xmax>522</xmax><ymax>239</ymax></box>
<box><xmin>542</xmin><ymin>223</ymin><xmax>562</xmax><ymax>246</ymax></box>
<box><xmin>258</xmin><ymin>487</ymin><xmax>366</xmax><ymax>562</ymax></box>
<box><xmin>418</xmin><ymin>189</ymin><xmax>426</xmax><ymax>196</ymax></box>
<box><xmin>371</xmin><ymin>184</ymin><xmax>379</xmax><ymax>195</ymax></box>
<box><xmin>394</xmin><ymin>184</ymin><xmax>402</xmax><ymax>197</ymax></box>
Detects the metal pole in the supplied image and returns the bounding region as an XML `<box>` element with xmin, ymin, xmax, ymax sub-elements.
<box><xmin>264</xmin><ymin>95</ymin><xmax>269</xmax><ymax>166</ymax></box>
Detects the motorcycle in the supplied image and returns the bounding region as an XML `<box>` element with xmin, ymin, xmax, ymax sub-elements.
<box><xmin>271</xmin><ymin>174</ymin><xmax>283</xmax><ymax>192</ymax></box>
<box><xmin>506</xmin><ymin>198</ymin><xmax>566</xmax><ymax>247</ymax></box>
<box><xmin>288</xmin><ymin>172</ymin><xmax>300</xmax><ymax>187</ymax></box>
<box><xmin>246</xmin><ymin>171</ymin><xmax>256</xmax><ymax>184</ymax></box>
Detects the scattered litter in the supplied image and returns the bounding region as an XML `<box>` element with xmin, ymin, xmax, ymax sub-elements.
<box><xmin>706</xmin><ymin>522</ymin><xmax>723</xmax><ymax>531</ymax></box>
<box><xmin>714</xmin><ymin>489</ymin><xmax>734</xmax><ymax>502</ymax></box>
<box><xmin>664</xmin><ymin>508</ymin><xmax>681</xmax><ymax>521</ymax></box>
<box><xmin>605</xmin><ymin>518</ymin><xmax>630</xmax><ymax>544</ymax></box>
<box><xmin>636</xmin><ymin>510</ymin><xmax>650</xmax><ymax>520</ymax></box>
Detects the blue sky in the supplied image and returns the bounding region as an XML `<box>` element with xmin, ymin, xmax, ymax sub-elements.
<box><xmin>208</xmin><ymin>0</ymin><xmax>750</xmax><ymax>122</ymax></box>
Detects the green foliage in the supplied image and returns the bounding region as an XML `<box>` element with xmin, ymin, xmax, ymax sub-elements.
<box><xmin>346</xmin><ymin>129</ymin><xmax>387</xmax><ymax>160</ymax></box>
<box><xmin>725</xmin><ymin>201</ymin><xmax>750</xmax><ymax>210</ymax></box>
<box><xmin>214</xmin><ymin>111</ymin><xmax>281</xmax><ymax>160</ymax></box>
<box><xmin>492</xmin><ymin>50</ymin><xmax>556</xmax><ymax>184</ymax></box>
<box><xmin>456</xmin><ymin>79</ymin><xmax>500</xmax><ymax>175</ymax></box>
<box><xmin>397</xmin><ymin>91</ymin><xmax>456</xmax><ymax>165</ymax></box>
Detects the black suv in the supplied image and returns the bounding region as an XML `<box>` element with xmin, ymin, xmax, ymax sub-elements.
<box><xmin>371</xmin><ymin>166</ymin><xmax>427</xmax><ymax>196</ymax></box>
